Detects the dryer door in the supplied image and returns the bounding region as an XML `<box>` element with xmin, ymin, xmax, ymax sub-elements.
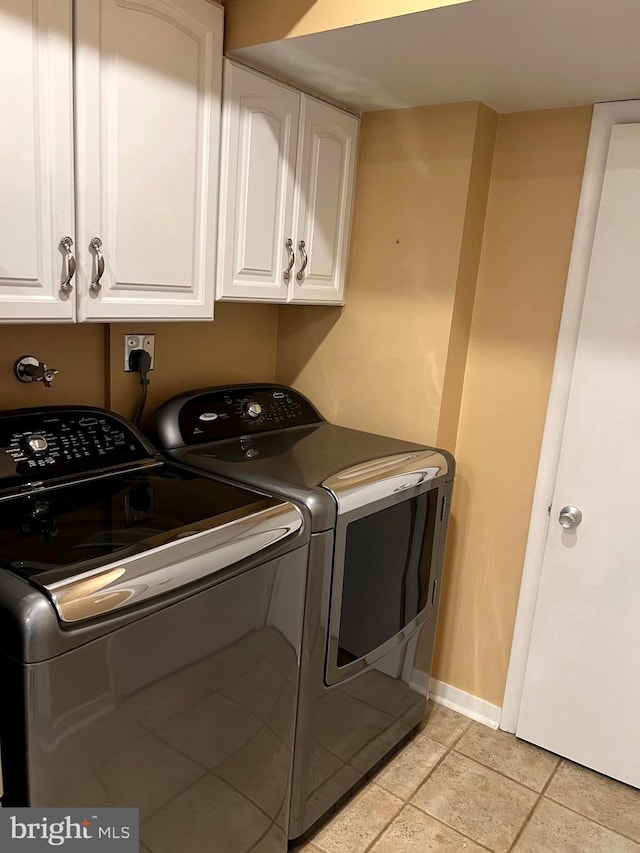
<box><xmin>322</xmin><ymin>452</ymin><xmax>449</xmax><ymax>686</ymax></box>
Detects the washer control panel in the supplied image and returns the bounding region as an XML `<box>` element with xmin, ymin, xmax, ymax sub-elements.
<box><xmin>0</xmin><ymin>408</ymin><xmax>151</xmax><ymax>489</ymax></box>
<box><xmin>175</xmin><ymin>385</ymin><xmax>323</xmax><ymax>444</ymax></box>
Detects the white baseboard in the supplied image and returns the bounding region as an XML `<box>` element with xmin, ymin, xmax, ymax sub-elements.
<box><xmin>411</xmin><ymin>669</ymin><xmax>501</xmax><ymax>730</ymax></box>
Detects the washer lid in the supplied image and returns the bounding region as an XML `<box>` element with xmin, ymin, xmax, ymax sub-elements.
<box><xmin>0</xmin><ymin>466</ymin><xmax>304</xmax><ymax>622</ymax></box>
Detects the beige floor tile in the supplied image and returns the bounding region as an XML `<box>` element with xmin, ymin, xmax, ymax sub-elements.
<box><xmin>374</xmin><ymin>733</ymin><xmax>447</xmax><ymax>800</ymax></box>
<box><xmin>412</xmin><ymin>751</ymin><xmax>537</xmax><ymax>852</ymax></box>
<box><xmin>546</xmin><ymin>760</ymin><xmax>640</xmax><ymax>842</ymax></box>
<box><xmin>313</xmin><ymin>783</ymin><xmax>403</xmax><ymax>853</ymax></box>
<box><xmin>370</xmin><ymin>804</ymin><xmax>487</xmax><ymax>852</ymax></box>
<box><xmin>421</xmin><ymin>702</ymin><xmax>471</xmax><ymax>747</ymax></box>
<box><xmin>513</xmin><ymin>798</ymin><xmax>640</xmax><ymax>852</ymax></box>
<box><xmin>455</xmin><ymin>723</ymin><xmax>559</xmax><ymax>791</ymax></box>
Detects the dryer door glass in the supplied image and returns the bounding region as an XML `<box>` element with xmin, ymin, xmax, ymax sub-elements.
<box><xmin>335</xmin><ymin>487</ymin><xmax>439</xmax><ymax>671</ymax></box>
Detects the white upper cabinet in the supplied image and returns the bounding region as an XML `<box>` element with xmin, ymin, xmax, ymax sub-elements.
<box><xmin>0</xmin><ymin>0</ymin><xmax>75</xmax><ymax>321</ymax></box>
<box><xmin>293</xmin><ymin>97</ymin><xmax>358</xmax><ymax>304</ymax></box>
<box><xmin>75</xmin><ymin>0</ymin><xmax>222</xmax><ymax>321</ymax></box>
<box><xmin>217</xmin><ymin>62</ymin><xmax>300</xmax><ymax>302</ymax></box>
<box><xmin>0</xmin><ymin>0</ymin><xmax>222</xmax><ymax>323</ymax></box>
<box><xmin>217</xmin><ymin>61</ymin><xmax>359</xmax><ymax>305</ymax></box>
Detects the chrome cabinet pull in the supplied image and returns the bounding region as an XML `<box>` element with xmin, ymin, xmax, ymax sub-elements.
<box><xmin>283</xmin><ymin>237</ymin><xmax>295</xmax><ymax>281</ymax></box>
<box><xmin>296</xmin><ymin>239</ymin><xmax>308</xmax><ymax>281</ymax></box>
<box><xmin>90</xmin><ymin>237</ymin><xmax>105</xmax><ymax>293</ymax></box>
<box><xmin>60</xmin><ymin>236</ymin><xmax>76</xmax><ymax>294</ymax></box>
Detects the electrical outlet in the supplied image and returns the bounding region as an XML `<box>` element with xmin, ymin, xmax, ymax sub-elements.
<box><xmin>124</xmin><ymin>334</ymin><xmax>155</xmax><ymax>372</ymax></box>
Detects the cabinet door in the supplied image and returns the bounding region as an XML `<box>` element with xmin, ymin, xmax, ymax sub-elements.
<box><xmin>75</xmin><ymin>0</ymin><xmax>222</xmax><ymax>321</ymax></box>
<box><xmin>291</xmin><ymin>97</ymin><xmax>359</xmax><ymax>305</ymax></box>
<box><xmin>216</xmin><ymin>62</ymin><xmax>300</xmax><ymax>302</ymax></box>
<box><xmin>0</xmin><ymin>0</ymin><xmax>75</xmax><ymax>321</ymax></box>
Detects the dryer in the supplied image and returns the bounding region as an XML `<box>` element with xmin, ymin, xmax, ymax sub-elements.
<box><xmin>150</xmin><ymin>384</ymin><xmax>455</xmax><ymax>844</ymax></box>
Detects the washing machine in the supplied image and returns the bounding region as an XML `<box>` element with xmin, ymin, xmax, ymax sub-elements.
<box><xmin>150</xmin><ymin>384</ymin><xmax>455</xmax><ymax>844</ymax></box>
<box><xmin>0</xmin><ymin>404</ymin><xmax>309</xmax><ymax>853</ymax></box>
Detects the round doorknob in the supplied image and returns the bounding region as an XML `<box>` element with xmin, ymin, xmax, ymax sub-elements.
<box><xmin>559</xmin><ymin>505</ymin><xmax>582</xmax><ymax>529</ymax></box>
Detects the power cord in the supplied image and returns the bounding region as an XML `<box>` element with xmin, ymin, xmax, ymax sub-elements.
<box><xmin>129</xmin><ymin>349</ymin><xmax>152</xmax><ymax>427</ymax></box>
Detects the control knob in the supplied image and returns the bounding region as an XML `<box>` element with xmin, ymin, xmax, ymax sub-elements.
<box><xmin>245</xmin><ymin>401</ymin><xmax>263</xmax><ymax>419</ymax></box>
<box><xmin>25</xmin><ymin>434</ymin><xmax>49</xmax><ymax>453</ymax></box>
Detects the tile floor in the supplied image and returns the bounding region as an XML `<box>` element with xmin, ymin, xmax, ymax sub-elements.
<box><xmin>295</xmin><ymin>702</ymin><xmax>640</xmax><ymax>853</ymax></box>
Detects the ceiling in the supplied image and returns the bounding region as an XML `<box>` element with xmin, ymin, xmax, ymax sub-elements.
<box><xmin>228</xmin><ymin>0</ymin><xmax>640</xmax><ymax>113</ymax></box>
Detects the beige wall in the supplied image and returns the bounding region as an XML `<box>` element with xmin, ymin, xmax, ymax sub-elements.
<box><xmin>107</xmin><ymin>303</ymin><xmax>279</xmax><ymax>424</ymax></box>
<box><xmin>0</xmin><ymin>98</ymin><xmax>594</xmax><ymax>712</ymax></box>
<box><xmin>436</xmin><ymin>103</ymin><xmax>497</xmax><ymax>452</ymax></box>
<box><xmin>276</xmin><ymin>102</ymin><xmax>495</xmax><ymax>447</ymax></box>
<box><xmin>0</xmin><ymin>303</ymin><xmax>279</xmax><ymax>423</ymax></box>
<box><xmin>223</xmin><ymin>0</ymin><xmax>472</xmax><ymax>50</ymax></box>
<box><xmin>276</xmin><ymin>101</ymin><xmax>593</xmax><ymax>708</ymax></box>
<box><xmin>432</xmin><ymin>106</ymin><xmax>593</xmax><ymax>706</ymax></box>
<box><xmin>0</xmin><ymin>325</ymin><xmax>107</xmax><ymax>410</ymax></box>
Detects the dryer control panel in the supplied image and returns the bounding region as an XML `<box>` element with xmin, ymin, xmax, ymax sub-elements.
<box><xmin>169</xmin><ymin>385</ymin><xmax>324</xmax><ymax>445</ymax></box>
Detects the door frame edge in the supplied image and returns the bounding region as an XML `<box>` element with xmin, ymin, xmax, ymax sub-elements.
<box><xmin>500</xmin><ymin>99</ymin><xmax>640</xmax><ymax>733</ymax></box>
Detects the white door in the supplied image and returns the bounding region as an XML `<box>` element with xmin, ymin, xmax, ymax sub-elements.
<box><xmin>0</xmin><ymin>0</ymin><xmax>75</xmax><ymax>321</ymax></box>
<box><xmin>74</xmin><ymin>0</ymin><xmax>222</xmax><ymax>322</ymax></box>
<box><xmin>516</xmin><ymin>123</ymin><xmax>640</xmax><ymax>788</ymax></box>
<box><xmin>216</xmin><ymin>62</ymin><xmax>300</xmax><ymax>302</ymax></box>
<box><xmin>290</xmin><ymin>96</ymin><xmax>358</xmax><ymax>305</ymax></box>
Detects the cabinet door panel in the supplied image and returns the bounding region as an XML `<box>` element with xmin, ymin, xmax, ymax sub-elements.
<box><xmin>240</xmin><ymin>109</ymin><xmax>283</xmax><ymax>271</ymax></box>
<box><xmin>75</xmin><ymin>0</ymin><xmax>222</xmax><ymax>321</ymax></box>
<box><xmin>0</xmin><ymin>0</ymin><xmax>74</xmax><ymax>321</ymax></box>
<box><xmin>217</xmin><ymin>62</ymin><xmax>299</xmax><ymax>302</ymax></box>
<box><xmin>292</xmin><ymin>97</ymin><xmax>358</xmax><ymax>305</ymax></box>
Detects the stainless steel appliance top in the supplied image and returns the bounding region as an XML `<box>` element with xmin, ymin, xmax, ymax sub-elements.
<box><xmin>150</xmin><ymin>384</ymin><xmax>455</xmax><ymax>532</ymax></box>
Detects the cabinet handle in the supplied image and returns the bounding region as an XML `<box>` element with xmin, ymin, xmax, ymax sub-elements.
<box><xmin>283</xmin><ymin>237</ymin><xmax>295</xmax><ymax>281</ymax></box>
<box><xmin>60</xmin><ymin>236</ymin><xmax>76</xmax><ymax>295</ymax></box>
<box><xmin>90</xmin><ymin>237</ymin><xmax>105</xmax><ymax>294</ymax></box>
<box><xmin>296</xmin><ymin>240</ymin><xmax>308</xmax><ymax>282</ymax></box>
